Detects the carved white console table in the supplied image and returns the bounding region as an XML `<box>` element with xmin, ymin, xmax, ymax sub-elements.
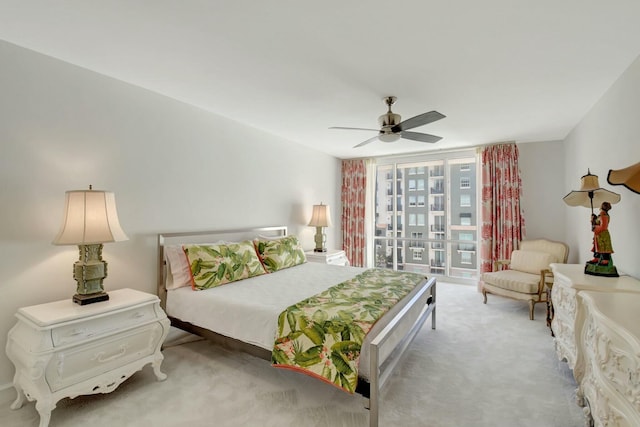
<box><xmin>550</xmin><ymin>264</ymin><xmax>640</xmax><ymax>383</ymax></box>
<box><xmin>5</xmin><ymin>288</ymin><xmax>170</xmax><ymax>427</ymax></box>
<box><xmin>578</xmin><ymin>291</ymin><xmax>640</xmax><ymax>427</ymax></box>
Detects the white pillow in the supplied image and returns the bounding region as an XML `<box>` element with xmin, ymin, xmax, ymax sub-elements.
<box><xmin>510</xmin><ymin>250</ymin><xmax>554</xmax><ymax>275</ymax></box>
<box><xmin>164</xmin><ymin>245</ymin><xmax>192</xmax><ymax>290</ymax></box>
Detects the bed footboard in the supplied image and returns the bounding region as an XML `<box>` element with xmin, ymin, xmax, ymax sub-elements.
<box><xmin>368</xmin><ymin>277</ymin><xmax>436</xmax><ymax>427</ymax></box>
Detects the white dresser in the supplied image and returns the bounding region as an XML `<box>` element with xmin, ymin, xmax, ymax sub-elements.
<box><xmin>550</xmin><ymin>264</ymin><xmax>640</xmax><ymax>383</ymax></box>
<box><xmin>578</xmin><ymin>291</ymin><xmax>640</xmax><ymax>427</ymax></box>
<box><xmin>305</xmin><ymin>249</ymin><xmax>350</xmax><ymax>266</ymax></box>
<box><xmin>6</xmin><ymin>288</ymin><xmax>170</xmax><ymax>427</ymax></box>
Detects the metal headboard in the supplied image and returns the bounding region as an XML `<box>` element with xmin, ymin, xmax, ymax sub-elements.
<box><xmin>157</xmin><ymin>225</ymin><xmax>288</xmax><ymax>309</ymax></box>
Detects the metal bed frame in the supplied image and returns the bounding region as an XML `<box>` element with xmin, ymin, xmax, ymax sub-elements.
<box><xmin>157</xmin><ymin>226</ymin><xmax>436</xmax><ymax>427</ymax></box>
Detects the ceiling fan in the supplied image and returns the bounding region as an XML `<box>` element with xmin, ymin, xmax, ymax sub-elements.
<box><xmin>330</xmin><ymin>96</ymin><xmax>445</xmax><ymax>148</ymax></box>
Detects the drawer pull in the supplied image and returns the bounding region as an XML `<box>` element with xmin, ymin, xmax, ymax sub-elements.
<box><xmin>69</xmin><ymin>328</ymin><xmax>88</xmax><ymax>336</ymax></box>
<box><xmin>92</xmin><ymin>345</ymin><xmax>127</xmax><ymax>363</ymax></box>
<box><xmin>133</xmin><ymin>312</ymin><xmax>146</xmax><ymax>319</ymax></box>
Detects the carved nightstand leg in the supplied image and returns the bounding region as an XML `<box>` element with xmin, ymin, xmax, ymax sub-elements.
<box><xmin>9</xmin><ymin>383</ymin><xmax>26</xmax><ymax>410</ymax></box>
<box><xmin>35</xmin><ymin>398</ymin><xmax>54</xmax><ymax>427</ymax></box>
<box><xmin>152</xmin><ymin>356</ymin><xmax>167</xmax><ymax>381</ymax></box>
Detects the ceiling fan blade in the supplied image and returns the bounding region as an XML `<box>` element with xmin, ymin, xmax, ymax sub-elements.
<box><xmin>353</xmin><ymin>134</ymin><xmax>381</xmax><ymax>148</ymax></box>
<box><xmin>400</xmin><ymin>131</ymin><xmax>442</xmax><ymax>143</ymax></box>
<box><xmin>329</xmin><ymin>126</ymin><xmax>379</xmax><ymax>132</ymax></box>
<box><xmin>392</xmin><ymin>111</ymin><xmax>445</xmax><ymax>132</ymax></box>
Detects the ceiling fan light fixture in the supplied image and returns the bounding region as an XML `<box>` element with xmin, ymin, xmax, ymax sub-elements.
<box><xmin>379</xmin><ymin>133</ymin><xmax>401</xmax><ymax>143</ymax></box>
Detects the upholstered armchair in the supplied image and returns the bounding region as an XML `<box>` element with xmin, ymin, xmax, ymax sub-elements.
<box><xmin>480</xmin><ymin>239</ymin><xmax>569</xmax><ymax>320</ymax></box>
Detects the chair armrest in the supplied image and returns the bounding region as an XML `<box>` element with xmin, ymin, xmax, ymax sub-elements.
<box><xmin>537</xmin><ymin>268</ymin><xmax>554</xmax><ymax>295</ymax></box>
<box><xmin>494</xmin><ymin>259</ymin><xmax>511</xmax><ymax>270</ymax></box>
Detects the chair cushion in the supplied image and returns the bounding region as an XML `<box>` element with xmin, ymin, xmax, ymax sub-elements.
<box><xmin>509</xmin><ymin>250</ymin><xmax>554</xmax><ymax>274</ymax></box>
<box><xmin>481</xmin><ymin>270</ymin><xmax>541</xmax><ymax>294</ymax></box>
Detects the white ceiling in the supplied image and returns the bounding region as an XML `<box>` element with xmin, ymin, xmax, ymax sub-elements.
<box><xmin>2</xmin><ymin>1</ymin><xmax>640</xmax><ymax>159</ymax></box>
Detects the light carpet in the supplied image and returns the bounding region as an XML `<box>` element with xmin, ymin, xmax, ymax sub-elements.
<box><xmin>0</xmin><ymin>282</ymin><xmax>585</xmax><ymax>427</ymax></box>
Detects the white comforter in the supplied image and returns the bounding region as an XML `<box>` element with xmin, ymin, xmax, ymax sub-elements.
<box><xmin>166</xmin><ymin>262</ymin><xmax>429</xmax><ymax>380</ymax></box>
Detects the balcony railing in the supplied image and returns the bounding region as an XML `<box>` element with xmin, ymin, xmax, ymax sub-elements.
<box><xmin>430</xmin><ymin>187</ymin><xmax>444</xmax><ymax>194</ymax></box>
<box><xmin>430</xmin><ymin>225</ymin><xmax>445</xmax><ymax>232</ymax></box>
<box><xmin>430</xmin><ymin>204</ymin><xmax>444</xmax><ymax>211</ymax></box>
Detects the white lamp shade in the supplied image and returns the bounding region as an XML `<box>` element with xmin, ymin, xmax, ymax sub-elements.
<box><xmin>52</xmin><ymin>189</ymin><xmax>129</xmax><ymax>245</ymax></box>
<box><xmin>563</xmin><ymin>171</ymin><xmax>621</xmax><ymax>208</ymax></box>
<box><xmin>308</xmin><ymin>204</ymin><xmax>332</xmax><ymax>228</ymax></box>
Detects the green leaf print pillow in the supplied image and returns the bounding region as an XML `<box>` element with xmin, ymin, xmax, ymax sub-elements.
<box><xmin>254</xmin><ymin>235</ymin><xmax>307</xmax><ymax>273</ymax></box>
<box><xmin>184</xmin><ymin>240</ymin><xmax>266</xmax><ymax>290</ymax></box>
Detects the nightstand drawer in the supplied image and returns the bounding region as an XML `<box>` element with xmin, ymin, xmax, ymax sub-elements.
<box><xmin>52</xmin><ymin>303</ymin><xmax>157</xmax><ymax>347</ymax></box>
<box><xmin>46</xmin><ymin>322</ymin><xmax>164</xmax><ymax>392</ymax></box>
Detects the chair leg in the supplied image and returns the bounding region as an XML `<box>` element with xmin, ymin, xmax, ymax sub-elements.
<box><xmin>482</xmin><ymin>290</ymin><xmax>487</xmax><ymax>304</ymax></box>
<box><xmin>528</xmin><ymin>300</ymin><xmax>535</xmax><ymax>320</ymax></box>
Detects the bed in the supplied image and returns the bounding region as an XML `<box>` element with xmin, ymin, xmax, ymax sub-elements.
<box><xmin>157</xmin><ymin>226</ymin><xmax>436</xmax><ymax>427</ymax></box>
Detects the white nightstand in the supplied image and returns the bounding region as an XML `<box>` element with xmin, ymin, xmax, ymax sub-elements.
<box><xmin>5</xmin><ymin>288</ymin><xmax>170</xmax><ymax>427</ymax></box>
<box><xmin>305</xmin><ymin>249</ymin><xmax>350</xmax><ymax>266</ymax></box>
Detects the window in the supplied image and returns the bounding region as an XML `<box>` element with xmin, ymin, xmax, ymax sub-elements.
<box><xmin>460</xmin><ymin>213</ymin><xmax>471</xmax><ymax>226</ymax></box>
<box><xmin>459</xmin><ymin>233</ymin><xmax>475</xmax><ymax>251</ymax></box>
<box><xmin>460</xmin><ymin>233</ymin><xmax>473</xmax><ymax>241</ymax></box>
<box><xmin>410</xmin><ymin>232</ymin><xmax>424</xmax><ymax>248</ymax></box>
<box><xmin>373</xmin><ymin>151</ymin><xmax>478</xmax><ymax>282</ymax></box>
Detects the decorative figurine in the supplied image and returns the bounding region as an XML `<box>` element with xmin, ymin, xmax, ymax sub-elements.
<box><xmin>562</xmin><ymin>170</ymin><xmax>621</xmax><ymax>277</ymax></box>
<box><xmin>585</xmin><ymin>201</ymin><xmax>618</xmax><ymax>277</ymax></box>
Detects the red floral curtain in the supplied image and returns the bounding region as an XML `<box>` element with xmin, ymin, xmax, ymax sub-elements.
<box><xmin>341</xmin><ymin>159</ymin><xmax>367</xmax><ymax>267</ymax></box>
<box><xmin>480</xmin><ymin>143</ymin><xmax>526</xmax><ymax>273</ymax></box>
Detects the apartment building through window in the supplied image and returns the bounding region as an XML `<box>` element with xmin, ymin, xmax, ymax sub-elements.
<box><xmin>373</xmin><ymin>150</ymin><xmax>478</xmax><ymax>282</ymax></box>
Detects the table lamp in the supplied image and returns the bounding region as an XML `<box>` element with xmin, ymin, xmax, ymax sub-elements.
<box><xmin>308</xmin><ymin>203</ymin><xmax>332</xmax><ymax>252</ymax></box>
<box><xmin>563</xmin><ymin>170</ymin><xmax>620</xmax><ymax>277</ymax></box>
<box><xmin>52</xmin><ymin>186</ymin><xmax>129</xmax><ymax>305</ymax></box>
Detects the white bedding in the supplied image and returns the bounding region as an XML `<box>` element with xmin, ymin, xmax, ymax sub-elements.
<box><xmin>166</xmin><ymin>262</ymin><xmax>430</xmax><ymax>380</ymax></box>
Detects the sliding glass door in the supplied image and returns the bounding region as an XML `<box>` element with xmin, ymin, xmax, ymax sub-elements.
<box><xmin>373</xmin><ymin>150</ymin><xmax>479</xmax><ymax>283</ymax></box>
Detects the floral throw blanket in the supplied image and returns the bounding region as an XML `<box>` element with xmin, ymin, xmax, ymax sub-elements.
<box><xmin>271</xmin><ymin>268</ymin><xmax>425</xmax><ymax>393</ymax></box>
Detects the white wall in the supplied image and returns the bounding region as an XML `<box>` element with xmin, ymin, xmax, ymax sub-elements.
<box><xmin>0</xmin><ymin>41</ymin><xmax>341</xmax><ymax>393</ymax></box>
<box><xmin>517</xmin><ymin>140</ymin><xmax>566</xmax><ymax>243</ymax></box>
<box><xmin>562</xmin><ymin>55</ymin><xmax>640</xmax><ymax>276</ymax></box>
